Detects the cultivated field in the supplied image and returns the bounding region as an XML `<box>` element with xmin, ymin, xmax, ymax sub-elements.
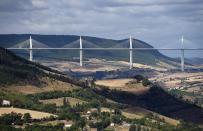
<box><xmin>95</xmin><ymin>78</ymin><xmax>148</xmax><ymax>93</ymax></box>
<box><xmin>151</xmin><ymin>72</ymin><xmax>203</xmax><ymax>91</ymax></box>
<box><xmin>40</xmin><ymin>97</ymin><xmax>87</xmax><ymax>106</ymax></box>
<box><xmin>4</xmin><ymin>77</ymin><xmax>79</xmax><ymax>94</ymax></box>
<box><xmin>0</xmin><ymin>107</ymin><xmax>56</xmax><ymax>119</ymax></box>
<box><xmin>101</xmin><ymin>107</ymin><xmax>143</xmax><ymax>119</ymax></box>
<box><xmin>95</xmin><ymin>79</ymin><xmax>133</xmax><ymax>88</ymax></box>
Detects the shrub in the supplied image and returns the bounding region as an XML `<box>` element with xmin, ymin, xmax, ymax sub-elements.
<box><xmin>142</xmin><ymin>78</ymin><xmax>151</xmax><ymax>86</ymax></box>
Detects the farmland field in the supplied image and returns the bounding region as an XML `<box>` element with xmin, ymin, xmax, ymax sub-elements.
<box><xmin>4</xmin><ymin>77</ymin><xmax>79</xmax><ymax>94</ymax></box>
<box><xmin>40</xmin><ymin>97</ymin><xmax>87</xmax><ymax>106</ymax></box>
<box><xmin>95</xmin><ymin>78</ymin><xmax>149</xmax><ymax>93</ymax></box>
<box><xmin>0</xmin><ymin>107</ymin><xmax>56</xmax><ymax>119</ymax></box>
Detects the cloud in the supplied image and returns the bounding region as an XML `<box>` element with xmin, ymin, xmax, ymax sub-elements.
<box><xmin>0</xmin><ymin>0</ymin><xmax>202</xmax><ymax>57</ymax></box>
<box><xmin>0</xmin><ymin>0</ymin><xmax>47</xmax><ymax>12</ymax></box>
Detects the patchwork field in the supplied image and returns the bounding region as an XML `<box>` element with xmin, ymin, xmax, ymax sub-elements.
<box><xmin>95</xmin><ymin>79</ymin><xmax>133</xmax><ymax>88</ymax></box>
<box><xmin>151</xmin><ymin>72</ymin><xmax>203</xmax><ymax>91</ymax></box>
<box><xmin>3</xmin><ymin>77</ymin><xmax>79</xmax><ymax>94</ymax></box>
<box><xmin>95</xmin><ymin>78</ymin><xmax>148</xmax><ymax>93</ymax></box>
<box><xmin>40</xmin><ymin>97</ymin><xmax>87</xmax><ymax>106</ymax></box>
<box><xmin>0</xmin><ymin>107</ymin><xmax>56</xmax><ymax>119</ymax></box>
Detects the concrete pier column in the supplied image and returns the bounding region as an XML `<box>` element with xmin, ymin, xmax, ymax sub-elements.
<box><xmin>29</xmin><ymin>36</ymin><xmax>33</xmax><ymax>61</ymax></box>
<box><xmin>181</xmin><ymin>49</ymin><xmax>185</xmax><ymax>72</ymax></box>
<box><xmin>181</xmin><ymin>36</ymin><xmax>184</xmax><ymax>72</ymax></box>
<box><xmin>79</xmin><ymin>36</ymin><xmax>83</xmax><ymax>66</ymax></box>
<box><xmin>129</xmin><ymin>36</ymin><xmax>133</xmax><ymax>69</ymax></box>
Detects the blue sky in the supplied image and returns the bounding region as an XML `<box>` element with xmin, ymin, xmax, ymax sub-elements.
<box><xmin>0</xmin><ymin>0</ymin><xmax>202</xmax><ymax>57</ymax></box>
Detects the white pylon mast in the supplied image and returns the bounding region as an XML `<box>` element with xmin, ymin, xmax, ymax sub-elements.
<box><xmin>129</xmin><ymin>36</ymin><xmax>133</xmax><ymax>69</ymax></box>
<box><xmin>29</xmin><ymin>36</ymin><xmax>33</xmax><ymax>61</ymax></box>
<box><xmin>79</xmin><ymin>36</ymin><xmax>83</xmax><ymax>66</ymax></box>
<box><xmin>181</xmin><ymin>36</ymin><xmax>184</xmax><ymax>72</ymax></box>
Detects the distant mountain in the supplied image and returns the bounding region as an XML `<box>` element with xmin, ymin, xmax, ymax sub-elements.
<box><xmin>0</xmin><ymin>34</ymin><xmax>177</xmax><ymax>65</ymax></box>
<box><xmin>185</xmin><ymin>58</ymin><xmax>203</xmax><ymax>65</ymax></box>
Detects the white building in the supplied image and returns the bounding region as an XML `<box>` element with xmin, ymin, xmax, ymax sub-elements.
<box><xmin>64</xmin><ymin>121</ymin><xmax>73</xmax><ymax>128</ymax></box>
<box><xmin>110</xmin><ymin>123</ymin><xmax>115</xmax><ymax>126</ymax></box>
<box><xmin>64</xmin><ymin>124</ymin><xmax>72</xmax><ymax>128</ymax></box>
<box><xmin>2</xmin><ymin>100</ymin><xmax>10</xmax><ymax>106</ymax></box>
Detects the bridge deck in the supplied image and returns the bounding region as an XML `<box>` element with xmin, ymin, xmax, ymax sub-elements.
<box><xmin>7</xmin><ymin>48</ymin><xmax>203</xmax><ymax>50</ymax></box>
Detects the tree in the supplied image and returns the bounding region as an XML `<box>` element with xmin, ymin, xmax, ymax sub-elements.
<box><xmin>134</xmin><ymin>75</ymin><xmax>144</xmax><ymax>82</ymax></box>
<box><xmin>129</xmin><ymin>124</ymin><xmax>136</xmax><ymax>131</ymax></box>
<box><xmin>76</xmin><ymin>117</ymin><xmax>86</xmax><ymax>130</ymax></box>
<box><xmin>0</xmin><ymin>112</ymin><xmax>22</xmax><ymax>125</ymax></box>
<box><xmin>112</xmin><ymin>115</ymin><xmax>122</xmax><ymax>124</ymax></box>
<box><xmin>142</xmin><ymin>78</ymin><xmax>151</xmax><ymax>86</ymax></box>
<box><xmin>43</xmin><ymin>104</ymin><xmax>57</xmax><ymax>113</ymax></box>
<box><xmin>137</xmin><ymin>124</ymin><xmax>141</xmax><ymax>131</ymax></box>
<box><xmin>114</xmin><ymin>108</ymin><xmax>122</xmax><ymax>115</ymax></box>
<box><xmin>23</xmin><ymin>113</ymin><xmax>31</xmax><ymax>123</ymax></box>
<box><xmin>91</xmin><ymin>77</ymin><xmax>96</xmax><ymax>88</ymax></box>
<box><xmin>12</xmin><ymin>100</ymin><xmax>24</xmax><ymax>108</ymax></box>
<box><xmin>63</xmin><ymin>97</ymin><xmax>67</xmax><ymax>106</ymax></box>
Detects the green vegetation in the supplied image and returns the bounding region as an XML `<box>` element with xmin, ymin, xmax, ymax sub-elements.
<box><xmin>1</xmin><ymin>87</ymin><xmax>203</xmax><ymax>131</ymax></box>
<box><xmin>23</xmin><ymin>113</ymin><xmax>31</xmax><ymax>123</ymax></box>
<box><xmin>0</xmin><ymin>112</ymin><xmax>36</xmax><ymax>127</ymax></box>
<box><xmin>142</xmin><ymin>78</ymin><xmax>151</xmax><ymax>86</ymax></box>
<box><xmin>134</xmin><ymin>75</ymin><xmax>144</xmax><ymax>82</ymax></box>
<box><xmin>133</xmin><ymin>75</ymin><xmax>151</xmax><ymax>86</ymax></box>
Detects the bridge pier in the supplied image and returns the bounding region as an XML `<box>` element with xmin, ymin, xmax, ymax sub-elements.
<box><xmin>79</xmin><ymin>36</ymin><xmax>83</xmax><ymax>66</ymax></box>
<box><xmin>29</xmin><ymin>36</ymin><xmax>33</xmax><ymax>61</ymax></box>
<box><xmin>129</xmin><ymin>36</ymin><xmax>133</xmax><ymax>69</ymax></box>
<box><xmin>181</xmin><ymin>36</ymin><xmax>184</xmax><ymax>72</ymax></box>
<box><xmin>181</xmin><ymin>49</ymin><xmax>185</xmax><ymax>72</ymax></box>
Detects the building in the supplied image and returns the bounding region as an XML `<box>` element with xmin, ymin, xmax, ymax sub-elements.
<box><xmin>64</xmin><ymin>121</ymin><xmax>74</xmax><ymax>128</ymax></box>
<box><xmin>2</xmin><ymin>100</ymin><xmax>10</xmax><ymax>106</ymax></box>
<box><xmin>110</xmin><ymin>123</ymin><xmax>115</xmax><ymax>126</ymax></box>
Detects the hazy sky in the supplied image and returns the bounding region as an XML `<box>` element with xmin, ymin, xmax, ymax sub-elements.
<box><xmin>0</xmin><ymin>0</ymin><xmax>203</xmax><ymax>57</ymax></box>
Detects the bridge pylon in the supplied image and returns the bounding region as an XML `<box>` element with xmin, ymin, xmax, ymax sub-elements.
<box><xmin>181</xmin><ymin>36</ymin><xmax>185</xmax><ymax>72</ymax></box>
<box><xmin>129</xmin><ymin>36</ymin><xmax>133</xmax><ymax>69</ymax></box>
<box><xmin>29</xmin><ymin>36</ymin><xmax>33</xmax><ymax>61</ymax></box>
<box><xmin>79</xmin><ymin>36</ymin><xmax>83</xmax><ymax>66</ymax></box>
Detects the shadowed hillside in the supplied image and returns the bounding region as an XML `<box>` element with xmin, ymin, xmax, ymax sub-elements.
<box><xmin>0</xmin><ymin>47</ymin><xmax>84</xmax><ymax>87</ymax></box>
<box><xmin>94</xmin><ymin>86</ymin><xmax>203</xmax><ymax>124</ymax></box>
<box><xmin>0</xmin><ymin>47</ymin><xmax>46</xmax><ymax>85</ymax></box>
